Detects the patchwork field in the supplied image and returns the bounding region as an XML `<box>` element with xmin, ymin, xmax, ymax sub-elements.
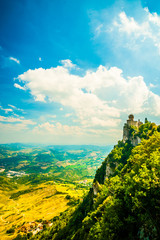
<box><xmin>0</xmin><ymin>180</ymin><xmax>88</xmax><ymax>239</ymax></box>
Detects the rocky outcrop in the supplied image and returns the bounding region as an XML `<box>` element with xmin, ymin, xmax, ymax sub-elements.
<box><xmin>93</xmin><ymin>181</ymin><xmax>101</xmax><ymax>196</ymax></box>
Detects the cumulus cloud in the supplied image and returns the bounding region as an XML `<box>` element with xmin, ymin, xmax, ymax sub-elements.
<box><xmin>16</xmin><ymin>63</ymin><xmax>160</xmax><ymax>129</ymax></box>
<box><xmin>114</xmin><ymin>12</ymin><xmax>144</xmax><ymax>35</ymax></box>
<box><xmin>9</xmin><ymin>56</ymin><xmax>20</xmax><ymax>64</ymax></box>
<box><xmin>17</xmin><ymin>65</ymin><xmax>121</xmax><ymax>127</ymax></box>
<box><xmin>14</xmin><ymin>83</ymin><xmax>26</xmax><ymax>90</ymax></box>
<box><xmin>0</xmin><ymin>119</ymin><xmax>122</xmax><ymax>144</ymax></box>
<box><xmin>113</xmin><ymin>9</ymin><xmax>160</xmax><ymax>53</ymax></box>
<box><xmin>32</xmin><ymin>121</ymin><xmax>123</xmax><ymax>142</ymax></box>
<box><xmin>60</xmin><ymin>59</ymin><xmax>77</xmax><ymax>69</ymax></box>
<box><xmin>33</xmin><ymin>122</ymin><xmax>83</xmax><ymax>136</ymax></box>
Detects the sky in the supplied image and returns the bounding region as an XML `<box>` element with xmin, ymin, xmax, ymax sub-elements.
<box><xmin>1</xmin><ymin>0</ymin><xmax>160</xmax><ymax>145</ymax></box>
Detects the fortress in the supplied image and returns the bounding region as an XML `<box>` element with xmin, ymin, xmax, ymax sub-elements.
<box><xmin>123</xmin><ymin>114</ymin><xmax>143</xmax><ymax>146</ymax></box>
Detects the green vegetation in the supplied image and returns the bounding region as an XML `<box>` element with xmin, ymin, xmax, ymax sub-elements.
<box><xmin>6</xmin><ymin>227</ymin><xmax>15</xmax><ymax>234</ymax></box>
<box><xmin>0</xmin><ymin>145</ymin><xmax>111</xmax><ymax>182</ymax></box>
<box><xmin>0</xmin><ymin>176</ymin><xmax>18</xmax><ymax>190</ymax></box>
<box><xmin>137</xmin><ymin>121</ymin><xmax>159</xmax><ymax>139</ymax></box>
<box><xmin>94</xmin><ymin>140</ymin><xmax>133</xmax><ymax>184</ymax></box>
<box><xmin>31</xmin><ymin>122</ymin><xmax>160</xmax><ymax>240</ymax></box>
<box><xmin>2</xmin><ymin>122</ymin><xmax>160</xmax><ymax>239</ymax></box>
<box><xmin>0</xmin><ymin>145</ymin><xmax>110</xmax><ymax>239</ymax></box>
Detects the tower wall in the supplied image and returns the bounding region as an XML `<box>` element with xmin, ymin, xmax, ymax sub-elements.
<box><xmin>127</xmin><ymin>119</ymin><xmax>138</xmax><ymax>127</ymax></box>
<box><xmin>123</xmin><ymin>114</ymin><xmax>143</xmax><ymax>146</ymax></box>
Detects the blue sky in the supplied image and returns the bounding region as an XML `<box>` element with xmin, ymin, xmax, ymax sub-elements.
<box><xmin>1</xmin><ymin>0</ymin><xmax>160</xmax><ymax>145</ymax></box>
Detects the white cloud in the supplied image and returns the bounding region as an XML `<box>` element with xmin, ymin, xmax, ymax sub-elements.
<box><xmin>33</xmin><ymin>121</ymin><xmax>122</xmax><ymax>139</ymax></box>
<box><xmin>115</xmin><ymin>12</ymin><xmax>141</xmax><ymax>34</ymax></box>
<box><xmin>13</xmin><ymin>113</ymin><xmax>20</xmax><ymax>117</ymax></box>
<box><xmin>33</xmin><ymin>122</ymin><xmax>83</xmax><ymax>136</ymax></box>
<box><xmin>148</xmin><ymin>92</ymin><xmax>160</xmax><ymax>116</ymax></box>
<box><xmin>8</xmin><ymin>104</ymin><xmax>16</xmax><ymax>109</ymax></box>
<box><xmin>0</xmin><ymin>120</ymin><xmax>121</xmax><ymax>145</ymax></box>
<box><xmin>91</xmin><ymin>7</ymin><xmax>160</xmax><ymax>60</ymax></box>
<box><xmin>14</xmin><ymin>83</ymin><xmax>26</xmax><ymax>90</ymax></box>
<box><xmin>17</xmin><ymin>65</ymin><xmax>121</xmax><ymax>128</ymax></box>
<box><xmin>149</xmin><ymin>83</ymin><xmax>157</xmax><ymax>88</ymax></box>
<box><xmin>8</xmin><ymin>104</ymin><xmax>24</xmax><ymax>112</ymax></box>
<box><xmin>0</xmin><ymin>106</ymin><xmax>13</xmax><ymax>114</ymax></box>
<box><xmin>29</xmin><ymin>121</ymin><xmax>123</xmax><ymax>145</ymax></box>
<box><xmin>145</xmin><ymin>7</ymin><xmax>160</xmax><ymax>26</ymax></box>
<box><xmin>113</xmin><ymin>9</ymin><xmax>160</xmax><ymax>53</ymax></box>
<box><xmin>9</xmin><ymin>57</ymin><xmax>20</xmax><ymax>64</ymax></box>
<box><xmin>0</xmin><ymin>115</ymin><xmax>36</xmax><ymax>125</ymax></box>
<box><xmin>60</xmin><ymin>59</ymin><xmax>77</xmax><ymax>69</ymax></box>
<box><xmin>16</xmin><ymin>62</ymin><xmax>160</xmax><ymax>129</ymax></box>
<box><xmin>0</xmin><ymin>122</ymin><xmax>28</xmax><ymax>132</ymax></box>
<box><xmin>94</xmin><ymin>24</ymin><xmax>103</xmax><ymax>38</ymax></box>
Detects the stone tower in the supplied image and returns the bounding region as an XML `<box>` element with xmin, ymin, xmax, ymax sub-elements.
<box><xmin>123</xmin><ymin>114</ymin><xmax>143</xmax><ymax>146</ymax></box>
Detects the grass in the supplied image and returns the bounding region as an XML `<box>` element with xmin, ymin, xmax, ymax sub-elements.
<box><xmin>0</xmin><ymin>181</ymin><xmax>86</xmax><ymax>239</ymax></box>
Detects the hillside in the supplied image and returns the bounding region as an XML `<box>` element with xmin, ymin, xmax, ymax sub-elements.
<box><xmin>0</xmin><ymin>145</ymin><xmax>111</xmax><ymax>239</ymax></box>
<box><xmin>30</xmin><ymin>121</ymin><xmax>160</xmax><ymax>240</ymax></box>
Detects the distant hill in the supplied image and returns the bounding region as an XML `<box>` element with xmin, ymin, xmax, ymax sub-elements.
<box><xmin>0</xmin><ymin>144</ymin><xmax>112</xmax><ymax>182</ymax></box>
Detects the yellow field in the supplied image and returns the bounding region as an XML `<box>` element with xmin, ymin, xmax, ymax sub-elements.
<box><xmin>0</xmin><ymin>182</ymin><xmax>86</xmax><ymax>240</ymax></box>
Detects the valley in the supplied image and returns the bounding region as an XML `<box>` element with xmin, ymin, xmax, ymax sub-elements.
<box><xmin>0</xmin><ymin>144</ymin><xmax>111</xmax><ymax>239</ymax></box>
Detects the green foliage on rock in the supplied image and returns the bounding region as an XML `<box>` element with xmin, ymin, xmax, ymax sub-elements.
<box><xmin>32</xmin><ymin>123</ymin><xmax>160</xmax><ymax>240</ymax></box>
<box><xmin>94</xmin><ymin>140</ymin><xmax>133</xmax><ymax>184</ymax></box>
<box><xmin>136</xmin><ymin>121</ymin><xmax>157</xmax><ymax>139</ymax></box>
<box><xmin>63</xmin><ymin>132</ymin><xmax>160</xmax><ymax>240</ymax></box>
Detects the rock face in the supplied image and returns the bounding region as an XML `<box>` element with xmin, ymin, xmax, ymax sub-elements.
<box><xmin>93</xmin><ymin>181</ymin><xmax>101</xmax><ymax>196</ymax></box>
<box><xmin>123</xmin><ymin>114</ymin><xmax>143</xmax><ymax>146</ymax></box>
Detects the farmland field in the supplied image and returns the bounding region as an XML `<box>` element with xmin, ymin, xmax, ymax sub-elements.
<box><xmin>0</xmin><ymin>144</ymin><xmax>111</xmax><ymax>239</ymax></box>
